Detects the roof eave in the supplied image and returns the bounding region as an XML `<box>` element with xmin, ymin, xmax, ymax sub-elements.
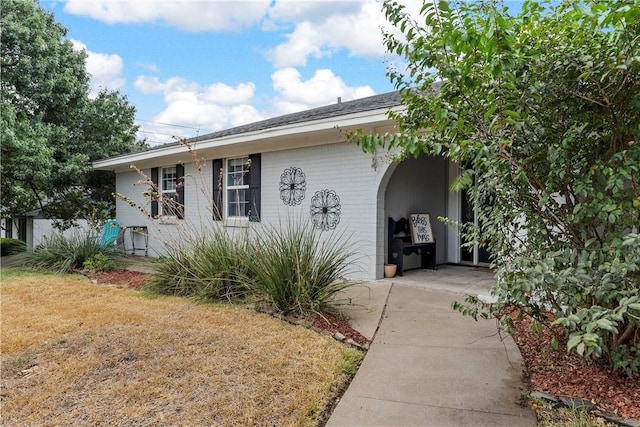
<box><xmin>93</xmin><ymin>106</ymin><xmax>401</xmax><ymax>173</ymax></box>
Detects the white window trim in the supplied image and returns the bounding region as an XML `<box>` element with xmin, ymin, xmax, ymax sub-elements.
<box><xmin>160</xmin><ymin>166</ymin><xmax>178</xmax><ymax>218</ymax></box>
<box><xmin>225</xmin><ymin>157</ymin><xmax>250</xmax><ymax>221</ymax></box>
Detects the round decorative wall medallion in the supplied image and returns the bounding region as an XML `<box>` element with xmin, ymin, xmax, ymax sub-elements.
<box><xmin>310</xmin><ymin>189</ymin><xmax>341</xmax><ymax>230</ymax></box>
<box><xmin>279</xmin><ymin>167</ymin><xmax>306</xmax><ymax>206</ymax></box>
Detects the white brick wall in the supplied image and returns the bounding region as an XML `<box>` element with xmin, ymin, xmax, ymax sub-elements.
<box><xmin>114</xmin><ymin>142</ymin><xmax>391</xmax><ymax>280</ymax></box>
<box><xmin>262</xmin><ymin>142</ymin><xmax>388</xmax><ymax>280</ymax></box>
<box><xmin>113</xmin><ymin>142</ymin><xmax>459</xmax><ymax>280</ymax></box>
<box><xmin>114</xmin><ymin>162</ymin><xmax>225</xmax><ymax>257</ymax></box>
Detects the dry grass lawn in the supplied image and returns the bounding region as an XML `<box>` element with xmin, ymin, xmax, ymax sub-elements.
<box><xmin>0</xmin><ymin>269</ymin><xmax>361</xmax><ymax>426</ymax></box>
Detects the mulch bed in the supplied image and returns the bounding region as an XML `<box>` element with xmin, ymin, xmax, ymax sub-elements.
<box><xmin>93</xmin><ymin>270</ymin><xmax>149</xmax><ymax>290</ymax></box>
<box><xmin>509</xmin><ymin>311</ymin><xmax>640</xmax><ymax>421</ymax></box>
<box><xmin>310</xmin><ymin>312</ymin><xmax>369</xmax><ymax>345</ymax></box>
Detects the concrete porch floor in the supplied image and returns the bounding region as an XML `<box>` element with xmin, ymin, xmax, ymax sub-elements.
<box><xmin>122</xmin><ymin>254</ymin><xmax>158</xmax><ymax>274</ymax></box>
<box><xmin>334</xmin><ymin>264</ymin><xmax>498</xmax><ymax>341</ymax></box>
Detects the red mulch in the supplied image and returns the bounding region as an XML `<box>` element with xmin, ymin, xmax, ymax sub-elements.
<box><xmin>91</xmin><ymin>270</ymin><xmax>369</xmax><ymax>346</ymax></box>
<box><xmin>509</xmin><ymin>311</ymin><xmax>640</xmax><ymax>420</ymax></box>
<box><xmin>311</xmin><ymin>312</ymin><xmax>369</xmax><ymax>345</ymax></box>
<box><xmin>93</xmin><ymin>270</ymin><xmax>149</xmax><ymax>290</ymax></box>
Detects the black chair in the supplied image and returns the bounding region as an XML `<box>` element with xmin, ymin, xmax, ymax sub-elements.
<box><xmin>388</xmin><ymin>217</ymin><xmax>436</xmax><ymax>276</ymax></box>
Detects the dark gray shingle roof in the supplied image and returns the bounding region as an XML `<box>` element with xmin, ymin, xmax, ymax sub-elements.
<box><xmin>148</xmin><ymin>91</ymin><xmax>401</xmax><ymax>151</ymax></box>
<box><xmin>193</xmin><ymin>91</ymin><xmax>401</xmax><ymax>141</ymax></box>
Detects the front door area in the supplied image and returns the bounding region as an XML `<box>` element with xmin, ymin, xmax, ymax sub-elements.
<box><xmin>460</xmin><ymin>187</ymin><xmax>491</xmax><ymax>265</ymax></box>
<box><xmin>378</xmin><ymin>155</ymin><xmax>491</xmax><ymax>278</ymax></box>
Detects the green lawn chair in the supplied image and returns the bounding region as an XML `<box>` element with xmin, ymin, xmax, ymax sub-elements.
<box><xmin>100</xmin><ymin>219</ymin><xmax>123</xmax><ymax>249</ymax></box>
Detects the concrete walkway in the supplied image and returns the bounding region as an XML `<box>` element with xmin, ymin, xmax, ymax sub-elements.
<box><xmin>328</xmin><ymin>266</ymin><xmax>537</xmax><ymax>427</ymax></box>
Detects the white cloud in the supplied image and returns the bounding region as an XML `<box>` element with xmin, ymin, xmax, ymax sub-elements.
<box><xmin>136</xmin><ymin>66</ymin><xmax>378</xmax><ymax>145</ymax></box>
<box><xmin>134</xmin><ymin>76</ymin><xmax>166</xmax><ymax>95</ymax></box>
<box><xmin>267</xmin><ymin>0</ymin><xmax>362</xmax><ymax>24</ymax></box>
<box><xmin>71</xmin><ymin>39</ymin><xmax>125</xmax><ymax>97</ymax></box>
<box><xmin>136</xmin><ymin>62</ymin><xmax>160</xmax><ymax>74</ymax></box>
<box><xmin>265</xmin><ymin>1</ymin><xmax>391</xmax><ymax>68</ymax></box>
<box><xmin>228</xmin><ymin>105</ymin><xmax>265</xmax><ymax>127</ymax></box>
<box><xmin>266</xmin><ymin>22</ymin><xmax>328</xmax><ymax>68</ymax></box>
<box><xmin>320</xmin><ymin>2</ymin><xmax>391</xmax><ymax>56</ymax></box>
<box><xmin>135</xmin><ymin>76</ymin><xmax>262</xmax><ymax>145</ymax></box>
<box><xmin>135</xmin><ymin>76</ymin><xmax>201</xmax><ymax>96</ymax></box>
<box><xmin>202</xmin><ymin>83</ymin><xmax>256</xmax><ymax>105</ymax></box>
<box><xmin>155</xmin><ymin>96</ymin><xmax>229</xmax><ymax>131</ymax></box>
<box><xmin>64</xmin><ymin>0</ymin><xmax>271</xmax><ymax>32</ymax></box>
<box><xmin>270</xmin><ymin>67</ymin><xmax>375</xmax><ymax>115</ymax></box>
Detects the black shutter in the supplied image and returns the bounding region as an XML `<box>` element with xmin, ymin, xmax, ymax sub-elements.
<box><xmin>248</xmin><ymin>153</ymin><xmax>261</xmax><ymax>222</ymax></box>
<box><xmin>151</xmin><ymin>167</ymin><xmax>159</xmax><ymax>217</ymax></box>
<box><xmin>176</xmin><ymin>164</ymin><xmax>185</xmax><ymax>220</ymax></box>
<box><xmin>18</xmin><ymin>218</ymin><xmax>26</xmax><ymax>242</ymax></box>
<box><xmin>212</xmin><ymin>159</ymin><xmax>223</xmax><ymax>220</ymax></box>
<box><xmin>5</xmin><ymin>219</ymin><xmax>12</xmax><ymax>239</ymax></box>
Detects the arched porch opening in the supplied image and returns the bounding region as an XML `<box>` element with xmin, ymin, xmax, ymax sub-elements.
<box><xmin>374</xmin><ymin>153</ymin><xmax>452</xmax><ymax>279</ymax></box>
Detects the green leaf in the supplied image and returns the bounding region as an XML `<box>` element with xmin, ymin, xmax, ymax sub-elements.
<box><xmin>503</xmin><ymin>110</ymin><xmax>521</xmax><ymax>119</ymax></box>
<box><xmin>438</xmin><ymin>0</ymin><xmax>450</xmax><ymax>12</ymax></box>
<box><xmin>595</xmin><ymin>319</ymin><xmax>617</xmax><ymax>332</ymax></box>
<box><xmin>484</xmin><ymin>104</ymin><xmax>499</xmax><ymax>120</ymax></box>
<box><xmin>567</xmin><ymin>334</ymin><xmax>582</xmax><ymax>350</ymax></box>
<box><xmin>573</xmin><ymin>3</ymin><xmax>595</xmax><ymax>17</ymax></box>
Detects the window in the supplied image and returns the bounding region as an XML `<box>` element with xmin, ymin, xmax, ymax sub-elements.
<box><xmin>162</xmin><ymin>166</ymin><xmax>177</xmax><ymax>193</ymax></box>
<box><xmin>161</xmin><ymin>166</ymin><xmax>180</xmax><ymax>217</ymax></box>
<box><xmin>151</xmin><ymin>165</ymin><xmax>184</xmax><ymax>219</ymax></box>
<box><xmin>226</xmin><ymin>157</ymin><xmax>250</xmax><ymax>218</ymax></box>
<box><xmin>213</xmin><ymin>154</ymin><xmax>261</xmax><ymax>222</ymax></box>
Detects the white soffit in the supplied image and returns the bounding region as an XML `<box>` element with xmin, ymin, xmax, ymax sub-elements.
<box><xmin>94</xmin><ymin>107</ymin><xmax>399</xmax><ymax>172</ymax></box>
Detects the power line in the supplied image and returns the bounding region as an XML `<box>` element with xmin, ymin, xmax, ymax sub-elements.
<box><xmin>137</xmin><ymin>129</ymin><xmax>189</xmax><ymax>137</ymax></box>
<box><xmin>137</xmin><ymin>119</ymin><xmax>215</xmax><ymax>133</ymax></box>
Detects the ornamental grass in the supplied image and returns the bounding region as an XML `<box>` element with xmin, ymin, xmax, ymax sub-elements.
<box><xmin>145</xmin><ymin>218</ymin><xmax>358</xmax><ymax>316</ymax></box>
<box><xmin>241</xmin><ymin>219</ymin><xmax>357</xmax><ymax>316</ymax></box>
<box><xmin>19</xmin><ymin>229</ymin><xmax>124</xmax><ymax>273</ymax></box>
<box><xmin>145</xmin><ymin>226</ymin><xmax>251</xmax><ymax>301</ymax></box>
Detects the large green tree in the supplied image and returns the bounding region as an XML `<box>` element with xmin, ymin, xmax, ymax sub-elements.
<box><xmin>1</xmin><ymin>0</ymin><xmax>143</xmax><ymax>227</ymax></box>
<box><xmin>355</xmin><ymin>0</ymin><xmax>640</xmax><ymax>376</ymax></box>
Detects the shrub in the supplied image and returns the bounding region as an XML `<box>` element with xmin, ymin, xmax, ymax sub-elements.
<box><xmin>371</xmin><ymin>0</ymin><xmax>640</xmax><ymax>377</ymax></box>
<box><xmin>145</xmin><ymin>227</ymin><xmax>251</xmax><ymax>301</ymax></box>
<box><xmin>82</xmin><ymin>253</ymin><xmax>115</xmax><ymax>272</ymax></box>
<box><xmin>454</xmin><ymin>233</ymin><xmax>640</xmax><ymax>377</ymax></box>
<box><xmin>21</xmin><ymin>229</ymin><xmax>122</xmax><ymax>273</ymax></box>
<box><xmin>241</xmin><ymin>219</ymin><xmax>357</xmax><ymax>316</ymax></box>
<box><xmin>1</xmin><ymin>238</ymin><xmax>26</xmax><ymax>256</ymax></box>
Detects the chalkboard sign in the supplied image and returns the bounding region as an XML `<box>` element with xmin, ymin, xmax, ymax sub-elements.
<box><xmin>409</xmin><ymin>213</ymin><xmax>435</xmax><ymax>244</ymax></box>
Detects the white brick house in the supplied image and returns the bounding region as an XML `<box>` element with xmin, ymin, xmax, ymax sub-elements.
<box><xmin>93</xmin><ymin>92</ymin><xmax>487</xmax><ymax>280</ymax></box>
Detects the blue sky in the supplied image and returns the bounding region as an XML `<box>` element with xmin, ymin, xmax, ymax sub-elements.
<box><xmin>42</xmin><ymin>1</ymin><xmax>526</xmax><ymax>146</ymax></box>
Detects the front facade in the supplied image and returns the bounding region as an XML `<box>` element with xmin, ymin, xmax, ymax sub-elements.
<box><xmin>94</xmin><ymin>92</ymin><xmax>485</xmax><ymax>280</ymax></box>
